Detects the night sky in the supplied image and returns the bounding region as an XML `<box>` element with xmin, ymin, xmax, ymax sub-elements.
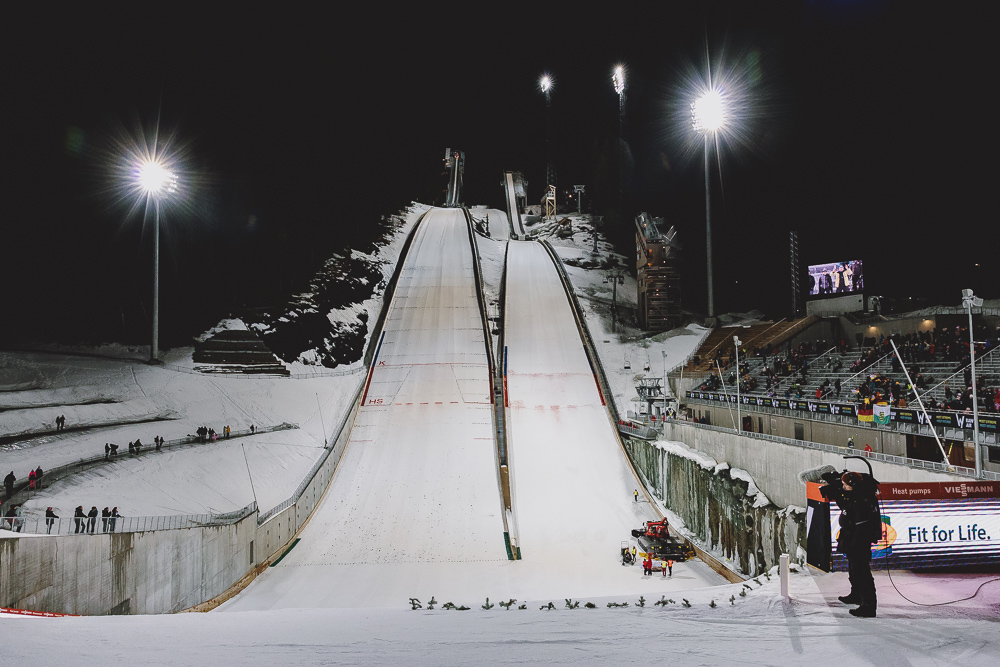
<box><xmin>3</xmin><ymin>2</ymin><xmax>993</xmax><ymax>346</ymax></box>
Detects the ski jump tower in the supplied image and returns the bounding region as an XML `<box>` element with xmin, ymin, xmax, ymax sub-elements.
<box><xmin>444</xmin><ymin>148</ymin><xmax>465</xmax><ymax>207</ymax></box>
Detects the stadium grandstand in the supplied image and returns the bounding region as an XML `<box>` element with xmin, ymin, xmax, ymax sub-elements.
<box><xmin>679</xmin><ymin>312</ymin><xmax>1000</xmax><ymax>471</ymax></box>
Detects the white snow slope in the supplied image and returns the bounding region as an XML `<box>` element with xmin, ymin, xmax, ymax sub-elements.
<box><xmin>503</xmin><ymin>241</ymin><xmax>722</xmax><ymax>599</ymax></box>
<box><xmin>223</xmin><ymin>207</ymin><xmax>509</xmax><ymax>609</ymax></box>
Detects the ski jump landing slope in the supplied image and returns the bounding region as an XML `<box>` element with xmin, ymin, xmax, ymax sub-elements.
<box><xmin>224</xmin><ymin>208</ymin><xmax>509</xmax><ymax>610</ymax></box>
<box><xmin>503</xmin><ymin>242</ymin><xmax>722</xmax><ymax>599</ymax></box>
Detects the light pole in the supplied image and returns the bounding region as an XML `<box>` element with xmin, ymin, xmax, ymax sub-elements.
<box><xmin>692</xmin><ymin>89</ymin><xmax>725</xmax><ymax>319</ymax></box>
<box><xmin>137</xmin><ymin>160</ymin><xmax>177</xmax><ymax>362</ymax></box>
<box><xmin>662</xmin><ymin>349</ymin><xmax>668</xmax><ymax>421</ymax></box>
<box><xmin>612</xmin><ymin>65</ymin><xmax>627</xmax><ymax>222</ymax></box>
<box><xmin>734</xmin><ymin>335</ymin><xmax>742</xmax><ymax>432</ymax></box>
<box><xmin>962</xmin><ymin>289</ymin><xmax>984</xmax><ymax>476</ymax></box>
<box><xmin>540</xmin><ymin>75</ymin><xmax>555</xmax><ymax>191</ymax></box>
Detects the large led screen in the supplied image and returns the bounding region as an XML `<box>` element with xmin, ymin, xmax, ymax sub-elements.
<box><xmin>808</xmin><ymin>259</ymin><xmax>863</xmax><ymax>296</ymax></box>
<box><xmin>826</xmin><ymin>481</ymin><xmax>1000</xmax><ymax>570</ymax></box>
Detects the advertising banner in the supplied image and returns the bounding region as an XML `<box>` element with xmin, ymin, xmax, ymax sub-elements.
<box><xmin>686</xmin><ymin>392</ymin><xmax>994</xmax><ymax>432</ymax></box>
<box><xmin>807</xmin><ymin>481</ymin><xmax>1000</xmax><ymax>570</ymax></box>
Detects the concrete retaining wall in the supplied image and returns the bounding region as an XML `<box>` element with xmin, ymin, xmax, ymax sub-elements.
<box><xmin>663</xmin><ymin>421</ymin><xmax>966</xmax><ymax>509</ymax></box>
<box><xmin>688</xmin><ymin>402</ymin><xmax>909</xmax><ymax>457</ymax></box>
<box><xmin>1</xmin><ymin>513</ymin><xmax>255</xmax><ymax>615</ymax></box>
<box><xmin>625</xmin><ymin>437</ymin><xmax>804</xmax><ymax>578</ymax></box>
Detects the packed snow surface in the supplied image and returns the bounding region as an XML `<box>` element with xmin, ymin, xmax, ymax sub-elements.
<box><xmin>223</xmin><ymin>208</ymin><xmax>509</xmax><ymax>609</ymax></box>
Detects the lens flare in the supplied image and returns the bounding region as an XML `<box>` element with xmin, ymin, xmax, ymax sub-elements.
<box><xmin>138</xmin><ymin>160</ymin><xmax>177</xmax><ymax>196</ymax></box>
<box><xmin>692</xmin><ymin>89</ymin><xmax>725</xmax><ymax>133</ymax></box>
<box><xmin>612</xmin><ymin>65</ymin><xmax>626</xmax><ymax>95</ymax></box>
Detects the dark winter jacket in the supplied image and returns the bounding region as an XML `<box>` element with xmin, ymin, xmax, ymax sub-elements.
<box><xmin>825</xmin><ymin>476</ymin><xmax>882</xmax><ymax>553</ymax></box>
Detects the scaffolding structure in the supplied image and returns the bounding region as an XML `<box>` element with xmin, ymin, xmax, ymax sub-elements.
<box><xmin>635</xmin><ymin>212</ymin><xmax>681</xmax><ymax>331</ymax></box>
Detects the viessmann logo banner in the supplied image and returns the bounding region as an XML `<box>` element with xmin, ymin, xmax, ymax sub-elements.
<box><xmin>820</xmin><ymin>481</ymin><xmax>1000</xmax><ymax>565</ymax></box>
<box><xmin>686</xmin><ymin>392</ymin><xmax>996</xmax><ymax>431</ymax></box>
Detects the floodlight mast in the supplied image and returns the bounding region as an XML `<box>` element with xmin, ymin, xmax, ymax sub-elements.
<box><xmin>734</xmin><ymin>336</ymin><xmax>742</xmax><ymax>433</ymax></box>
<box><xmin>540</xmin><ymin>75</ymin><xmax>555</xmax><ymax>191</ymax></box>
<box><xmin>692</xmin><ymin>90</ymin><xmax>725</xmax><ymax>319</ymax></box>
<box><xmin>613</xmin><ymin>65</ymin><xmax>627</xmax><ymax>229</ymax></box>
<box><xmin>138</xmin><ymin>159</ymin><xmax>176</xmax><ymax>363</ymax></box>
<box><xmin>963</xmin><ymin>289</ymin><xmax>984</xmax><ymax>476</ymax></box>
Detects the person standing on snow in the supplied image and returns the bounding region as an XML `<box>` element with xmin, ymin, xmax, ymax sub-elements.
<box><xmin>28</xmin><ymin>469</ymin><xmax>36</xmax><ymax>490</ymax></box>
<box><xmin>4</xmin><ymin>471</ymin><xmax>15</xmax><ymax>499</ymax></box>
<box><xmin>634</xmin><ymin>489</ymin><xmax>639</xmax><ymax>503</ymax></box>
<box><xmin>820</xmin><ymin>470</ymin><xmax>882</xmax><ymax>618</ymax></box>
<box><xmin>46</xmin><ymin>507</ymin><xmax>59</xmax><ymax>534</ymax></box>
<box><xmin>667</xmin><ymin>559</ymin><xmax>674</xmax><ymax>577</ymax></box>
<box><xmin>661</xmin><ymin>560</ymin><xmax>667</xmax><ymax>577</ymax></box>
<box><xmin>35</xmin><ymin>466</ymin><xmax>43</xmax><ymax>489</ymax></box>
<box><xmin>642</xmin><ymin>555</ymin><xmax>653</xmax><ymax>576</ymax></box>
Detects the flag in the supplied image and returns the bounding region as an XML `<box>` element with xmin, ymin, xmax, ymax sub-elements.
<box><xmin>858</xmin><ymin>402</ymin><xmax>874</xmax><ymax>423</ymax></box>
<box><xmin>873</xmin><ymin>402</ymin><xmax>890</xmax><ymax>426</ymax></box>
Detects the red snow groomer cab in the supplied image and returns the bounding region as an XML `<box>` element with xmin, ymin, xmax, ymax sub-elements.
<box><xmin>631</xmin><ymin>519</ymin><xmax>695</xmax><ymax>561</ymax></box>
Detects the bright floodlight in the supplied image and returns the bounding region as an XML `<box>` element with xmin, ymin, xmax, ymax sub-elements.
<box><xmin>138</xmin><ymin>160</ymin><xmax>175</xmax><ymax>195</ymax></box>
<box><xmin>540</xmin><ymin>75</ymin><xmax>552</xmax><ymax>93</ymax></box>
<box><xmin>612</xmin><ymin>65</ymin><xmax>625</xmax><ymax>95</ymax></box>
<box><xmin>692</xmin><ymin>90</ymin><xmax>725</xmax><ymax>133</ymax></box>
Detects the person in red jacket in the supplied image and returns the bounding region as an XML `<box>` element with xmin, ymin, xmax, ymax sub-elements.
<box><xmin>642</xmin><ymin>555</ymin><xmax>653</xmax><ymax>576</ymax></box>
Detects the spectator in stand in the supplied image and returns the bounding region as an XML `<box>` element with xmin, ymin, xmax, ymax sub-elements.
<box><xmin>102</xmin><ymin>507</ymin><xmax>111</xmax><ymax>533</ymax></box>
<box><xmin>110</xmin><ymin>507</ymin><xmax>120</xmax><ymax>532</ymax></box>
<box><xmin>87</xmin><ymin>506</ymin><xmax>98</xmax><ymax>533</ymax></box>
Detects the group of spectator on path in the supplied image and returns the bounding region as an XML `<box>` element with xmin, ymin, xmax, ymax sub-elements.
<box><xmin>4</xmin><ymin>420</ymin><xmax>263</xmax><ymax>534</ymax></box>
<box><xmin>196</xmin><ymin>425</ymin><xmax>237</xmax><ymax>442</ymax></box>
<box><xmin>104</xmin><ymin>435</ymin><xmax>168</xmax><ymax>460</ymax></box>
<box><xmin>5</xmin><ymin>467</ymin><xmax>44</xmax><ymax>499</ymax></box>
<box><xmin>69</xmin><ymin>505</ymin><xmax>121</xmax><ymax>534</ymax></box>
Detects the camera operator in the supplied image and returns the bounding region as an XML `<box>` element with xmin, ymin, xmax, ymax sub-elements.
<box><xmin>819</xmin><ymin>470</ymin><xmax>882</xmax><ymax>618</ymax></box>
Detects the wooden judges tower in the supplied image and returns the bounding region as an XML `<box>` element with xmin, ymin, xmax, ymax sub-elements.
<box><xmin>635</xmin><ymin>212</ymin><xmax>681</xmax><ymax>331</ymax></box>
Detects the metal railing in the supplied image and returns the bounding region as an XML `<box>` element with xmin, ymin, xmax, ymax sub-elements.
<box><xmin>1</xmin><ymin>502</ymin><xmax>257</xmax><ymax>537</ymax></box>
<box><xmin>2</xmin><ymin>424</ymin><xmax>298</xmax><ymax>506</ymax></box>
<box><xmin>665</xmin><ymin>417</ymin><xmax>1000</xmax><ymax>481</ymax></box>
